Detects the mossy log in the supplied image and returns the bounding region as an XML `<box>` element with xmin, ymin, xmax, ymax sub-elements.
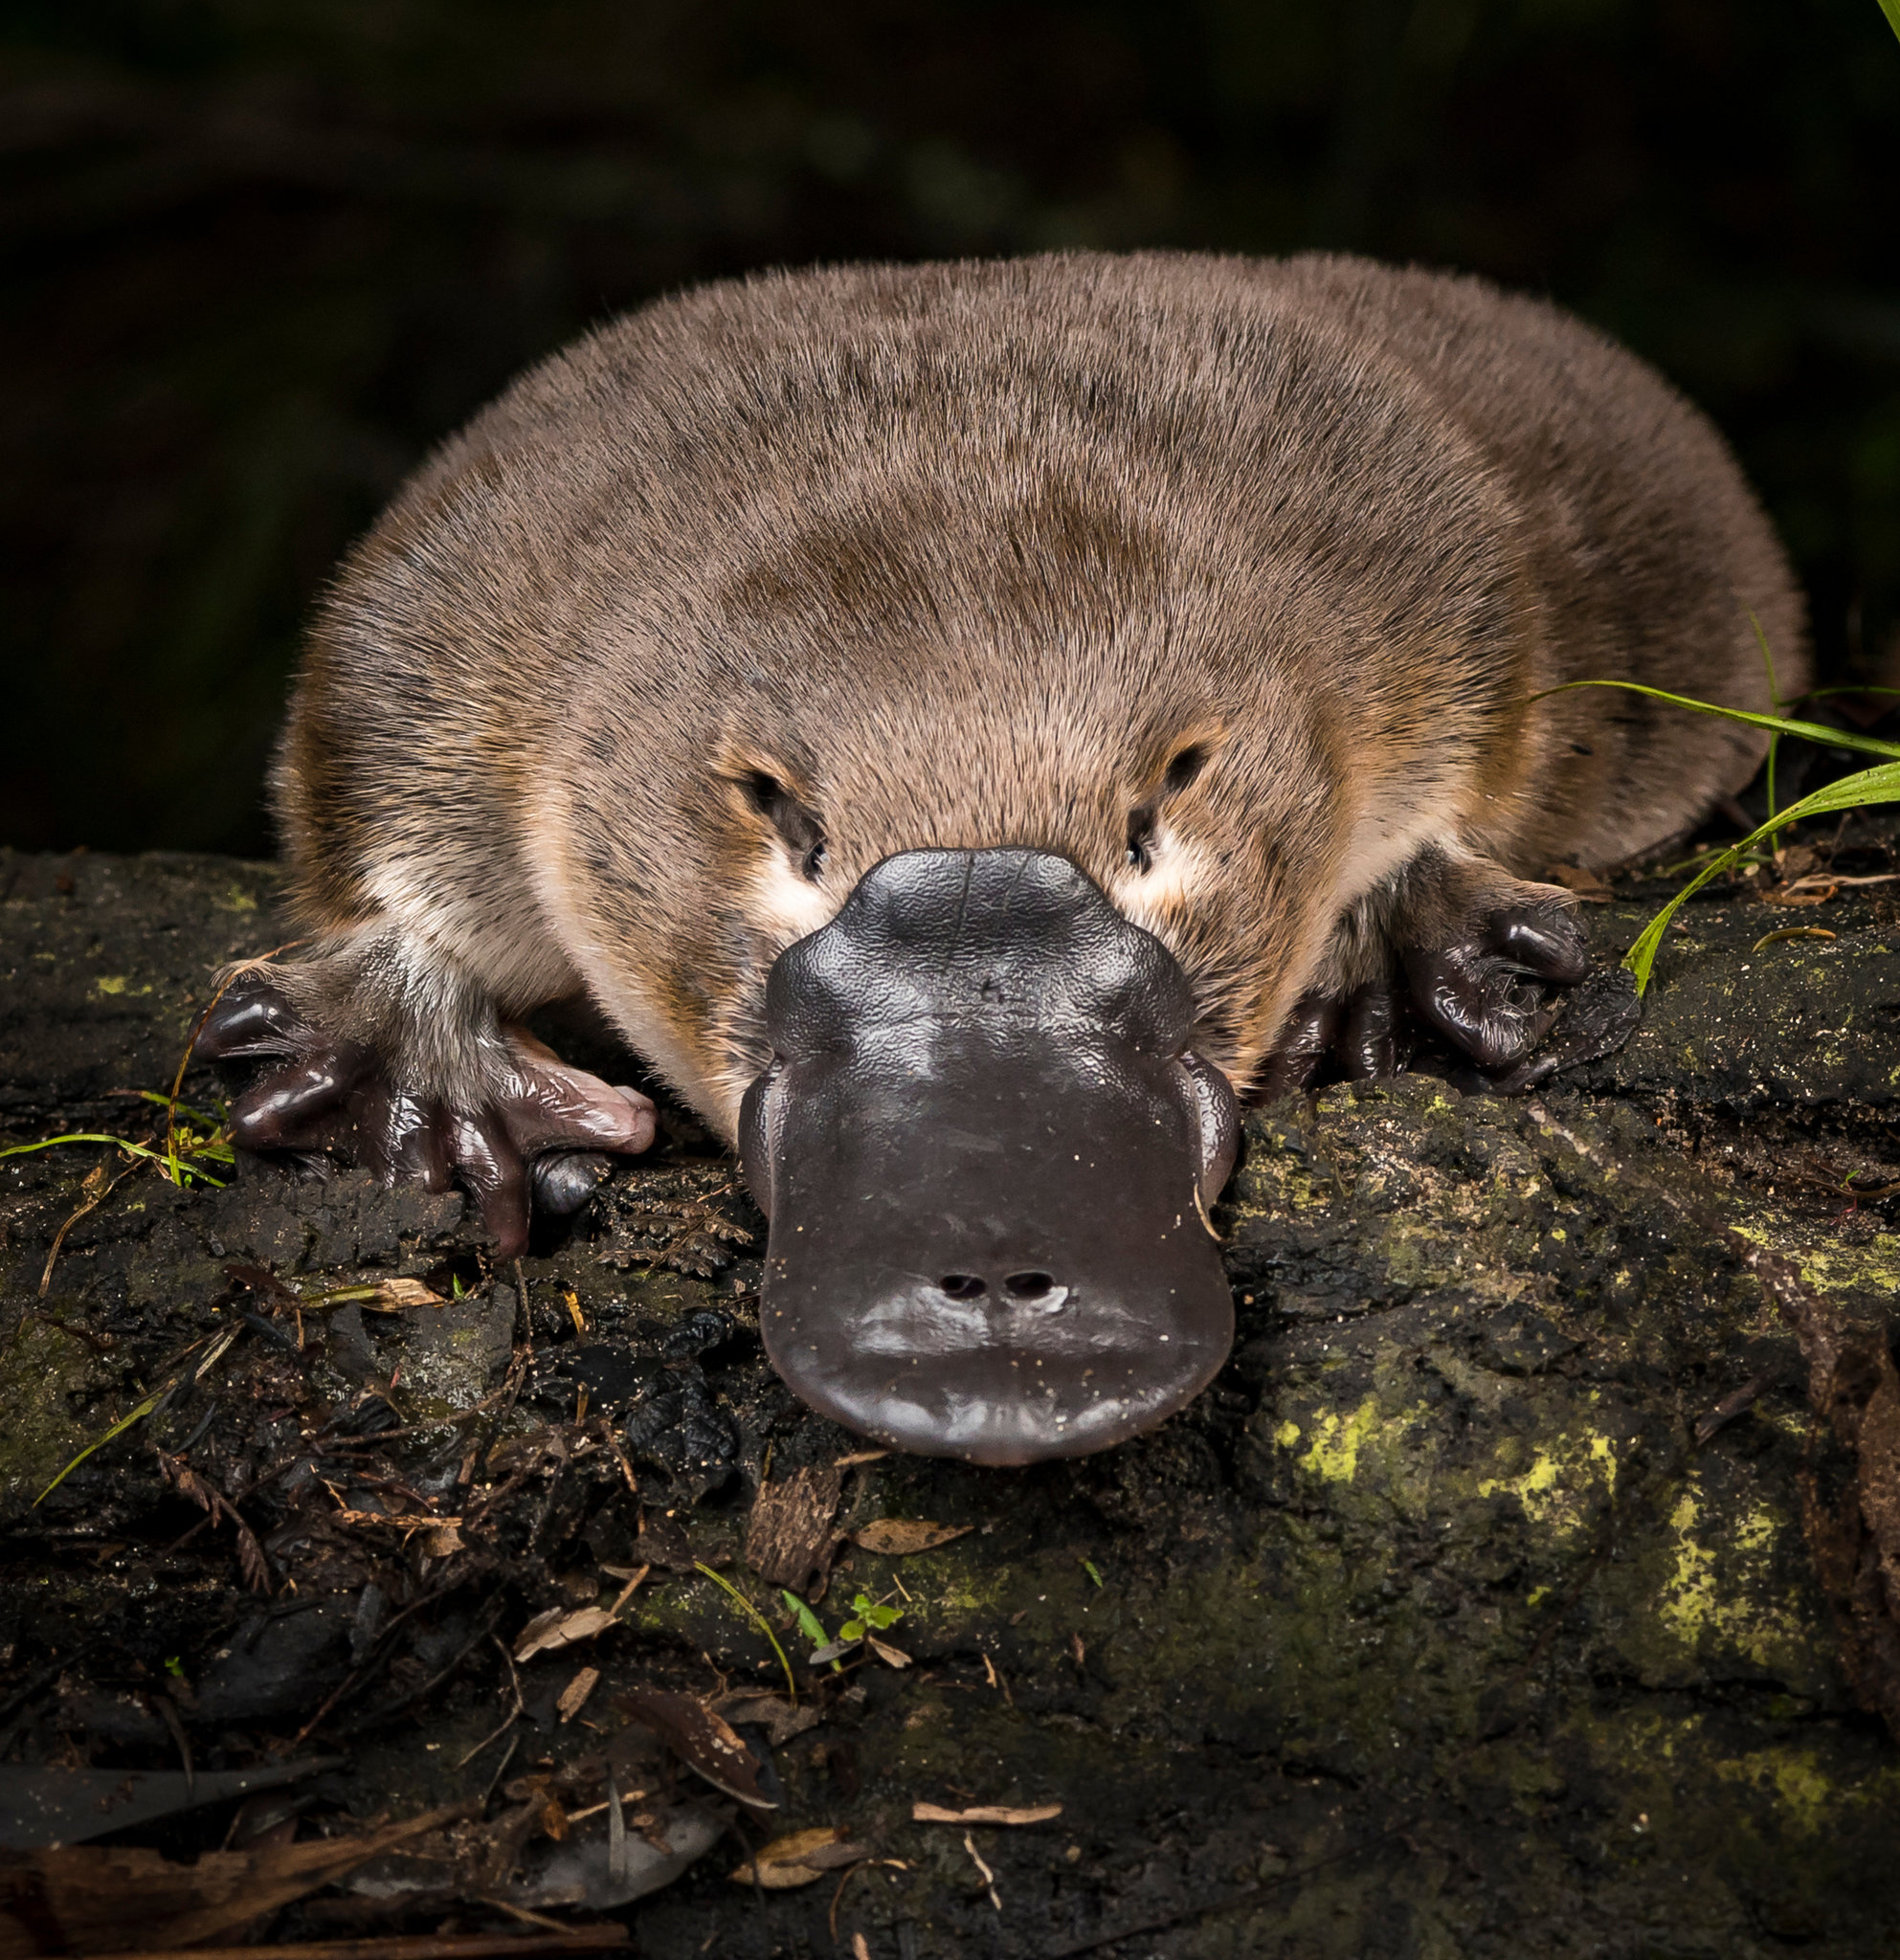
<box><xmin>3</xmin><ymin>844</ymin><xmax>1899</xmax><ymax>1958</ymax></box>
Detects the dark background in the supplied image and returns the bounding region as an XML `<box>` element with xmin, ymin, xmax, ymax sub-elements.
<box><xmin>5</xmin><ymin>0</ymin><xmax>1897</xmax><ymax>858</ymax></box>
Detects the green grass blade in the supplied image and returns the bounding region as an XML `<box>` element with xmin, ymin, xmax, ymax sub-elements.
<box><xmin>0</xmin><ymin>1132</ymin><xmax>165</xmax><ymax>1165</ymax></box>
<box><xmin>132</xmin><ymin>1089</ymin><xmax>225</xmax><ymax>1127</ymax></box>
<box><xmin>1623</xmin><ymin>760</ymin><xmax>1900</xmax><ymax>992</ymax></box>
<box><xmin>0</xmin><ymin>1128</ymin><xmax>227</xmax><ymax>1186</ymax></box>
<box><xmin>34</xmin><ymin>1388</ymin><xmax>167</xmax><ymax>1504</ymax></box>
<box><xmin>696</xmin><ymin>1561</ymin><xmax>796</xmax><ymax>1701</ymax></box>
<box><xmin>1533</xmin><ymin>680</ymin><xmax>1900</xmax><ymax>761</ymax></box>
<box><xmin>1749</xmin><ymin>610</ymin><xmax>1783</xmax><ymax>710</ymax></box>
<box><xmin>1882</xmin><ymin>0</ymin><xmax>1900</xmax><ymax>46</ymax></box>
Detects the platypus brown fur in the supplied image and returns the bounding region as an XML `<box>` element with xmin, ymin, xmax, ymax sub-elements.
<box><xmin>204</xmin><ymin>252</ymin><xmax>1807</xmax><ymax>1462</ymax></box>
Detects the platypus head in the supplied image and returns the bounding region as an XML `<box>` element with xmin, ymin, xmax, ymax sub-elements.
<box><xmin>737</xmin><ymin>846</ymin><xmax>1239</xmax><ymax>1464</ymax></box>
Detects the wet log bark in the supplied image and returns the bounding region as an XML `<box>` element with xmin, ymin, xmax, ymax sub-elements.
<box><xmin>3</xmin><ymin>842</ymin><xmax>1899</xmax><ymax>1958</ymax></box>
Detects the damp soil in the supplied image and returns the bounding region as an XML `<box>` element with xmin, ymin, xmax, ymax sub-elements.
<box><xmin>2</xmin><ymin>833</ymin><xmax>1899</xmax><ymax>1958</ymax></box>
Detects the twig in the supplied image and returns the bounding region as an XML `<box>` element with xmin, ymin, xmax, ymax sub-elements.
<box><xmin>961</xmin><ymin>1832</ymin><xmax>1001</xmax><ymax>1911</ymax></box>
<box><xmin>89</xmin><ymin>1935</ymin><xmax>627</xmax><ymax>1960</ymax></box>
<box><xmin>456</xmin><ymin>1637</ymin><xmax>526</xmax><ymax>1768</ymax></box>
<box><xmin>39</xmin><ymin>1160</ymin><xmax>132</xmax><ymax>1295</ymax></box>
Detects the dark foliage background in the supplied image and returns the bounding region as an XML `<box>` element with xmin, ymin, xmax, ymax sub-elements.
<box><xmin>4</xmin><ymin>0</ymin><xmax>1897</xmax><ymax>857</ymax></box>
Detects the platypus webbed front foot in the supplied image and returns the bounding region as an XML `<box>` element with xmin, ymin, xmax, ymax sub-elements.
<box><xmin>199</xmin><ymin>969</ymin><xmax>656</xmax><ymax>1258</ymax></box>
<box><xmin>1261</xmin><ymin>851</ymin><xmax>1597</xmax><ymax>1098</ymax></box>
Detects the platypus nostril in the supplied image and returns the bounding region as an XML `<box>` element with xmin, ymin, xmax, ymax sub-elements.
<box><xmin>1005</xmin><ymin>1271</ymin><xmax>1055</xmax><ymax>1299</ymax></box>
<box><xmin>939</xmin><ymin>1274</ymin><xmax>987</xmax><ymax>1301</ymax></box>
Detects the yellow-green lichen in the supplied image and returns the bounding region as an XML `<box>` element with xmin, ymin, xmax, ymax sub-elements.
<box><xmin>1709</xmin><ymin>1745</ymin><xmax>1900</xmax><ymax>1836</ymax></box>
<box><xmin>1476</xmin><ymin>1432</ymin><xmax>1618</xmax><ymax>1538</ymax></box>
<box><xmin>1297</xmin><ymin>1397</ymin><xmax>1386</xmax><ymax>1482</ymax></box>
<box><xmin>1653</xmin><ymin>1488</ymin><xmax>1811</xmax><ymax>1673</ymax></box>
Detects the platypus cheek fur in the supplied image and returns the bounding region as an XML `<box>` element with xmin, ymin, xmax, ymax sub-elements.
<box><xmin>737</xmin><ymin>846</ymin><xmax>1241</xmax><ymax>1466</ymax></box>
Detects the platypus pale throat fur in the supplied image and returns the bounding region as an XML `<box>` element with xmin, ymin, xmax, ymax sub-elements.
<box><xmin>203</xmin><ymin>252</ymin><xmax>1807</xmax><ymax>1464</ymax></box>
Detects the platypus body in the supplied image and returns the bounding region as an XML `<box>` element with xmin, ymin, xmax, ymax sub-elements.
<box><xmin>206</xmin><ymin>253</ymin><xmax>1806</xmax><ymax>1464</ymax></box>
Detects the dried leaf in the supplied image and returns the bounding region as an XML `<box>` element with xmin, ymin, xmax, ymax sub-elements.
<box><xmin>865</xmin><ymin>1636</ymin><xmax>911</xmax><ymax>1668</ymax></box>
<box><xmin>849</xmin><ymin>1519</ymin><xmax>972</xmax><ymax>1556</ymax></box>
<box><xmin>912</xmin><ymin>1802</ymin><xmax>1062</xmax><ymax>1826</ymax></box>
<box><xmin>711</xmin><ymin>1690</ymin><xmax>822</xmax><ymax>1747</ymax></box>
<box><xmin>557</xmin><ymin>1666</ymin><xmax>601</xmax><ymax>1723</ymax></box>
<box><xmin>728</xmin><ymin>1825</ymin><xmax>854</xmax><ymax>1888</ymax></box>
<box><xmin>154</xmin><ymin>1450</ymin><xmax>270</xmax><ymax>1595</ymax></box>
<box><xmin>378</xmin><ymin>1275</ymin><xmax>445</xmax><ymax>1308</ymax></box>
<box><xmin>615</xmin><ymin>1687</ymin><xmax>775</xmax><ymax>1808</ymax></box>
<box><xmin>513</xmin><ymin>1569</ymin><xmax>646</xmax><ymax>1659</ymax></box>
<box><xmin>0</xmin><ymin>1802</ymin><xmax>461</xmax><ymax>1952</ymax></box>
<box><xmin>514</xmin><ymin>1605</ymin><xmax>615</xmax><ymax>1660</ymax></box>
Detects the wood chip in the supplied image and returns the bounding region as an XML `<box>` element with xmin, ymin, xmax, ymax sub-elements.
<box><xmin>744</xmin><ymin>1464</ymin><xmax>844</xmax><ymax>1592</ymax></box>
<box><xmin>849</xmin><ymin>1519</ymin><xmax>972</xmax><ymax>1556</ymax></box>
<box><xmin>555</xmin><ymin>1666</ymin><xmax>599</xmax><ymax>1723</ymax></box>
<box><xmin>912</xmin><ymin>1803</ymin><xmax>1062</xmax><ymax>1826</ymax></box>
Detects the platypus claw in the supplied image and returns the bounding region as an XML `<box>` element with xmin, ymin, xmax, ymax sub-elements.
<box><xmin>1256</xmin><ymin>978</ymin><xmax>1411</xmax><ymax>1098</ymax></box>
<box><xmin>200</xmin><ymin>971</ymin><xmax>656</xmax><ymax>1258</ymax></box>
<box><xmin>1402</xmin><ymin>898</ymin><xmax>1590</xmax><ymax>1073</ymax></box>
<box><xmin>1262</xmin><ymin>893</ymin><xmax>1592</xmax><ymax>1096</ymax></box>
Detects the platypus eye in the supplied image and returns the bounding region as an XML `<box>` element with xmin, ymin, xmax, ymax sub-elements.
<box><xmin>1126</xmin><ymin>812</ymin><xmax>1156</xmax><ymax>874</ymax></box>
<box><xmin>739</xmin><ymin>769</ymin><xmax>828</xmax><ymax>883</ymax></box>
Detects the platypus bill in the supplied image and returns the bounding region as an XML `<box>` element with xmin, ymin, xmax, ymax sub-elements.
<box><xmin>202</xmin><ymin>253</ymin><xmax>1806</xmax><ymax>1465</ymax></box>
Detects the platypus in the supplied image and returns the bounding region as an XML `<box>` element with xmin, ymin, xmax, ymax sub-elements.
<box><xmin>203</xmin><ymin>253</ymin><xmax>1806</xmax><ymax>1464</ymax></box>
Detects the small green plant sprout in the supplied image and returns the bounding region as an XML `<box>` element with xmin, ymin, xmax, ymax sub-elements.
<box><xmin>1532</xmin><ymin>670</ymin><xmax>1900</xmax><ymax>994</ymax></box>
<box><xmin>838</xmin><ymin>1592</ymin><xmax>902</xmax><ymax>1642</ymax></box>
<box><xmin>805</xmin><ymin>1591</ymin><xmax>905</xmax><ymax>1665</ymax></box>
<box><xmin>1081</xmin><ymin>1557</ymin><xmax>1105</xmax><ymax>1588</ymax></box>
<box><xmin>781</xmin><ymin>1589</ymin><xmax>828</xmax><ymax>1646</ymax></box>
